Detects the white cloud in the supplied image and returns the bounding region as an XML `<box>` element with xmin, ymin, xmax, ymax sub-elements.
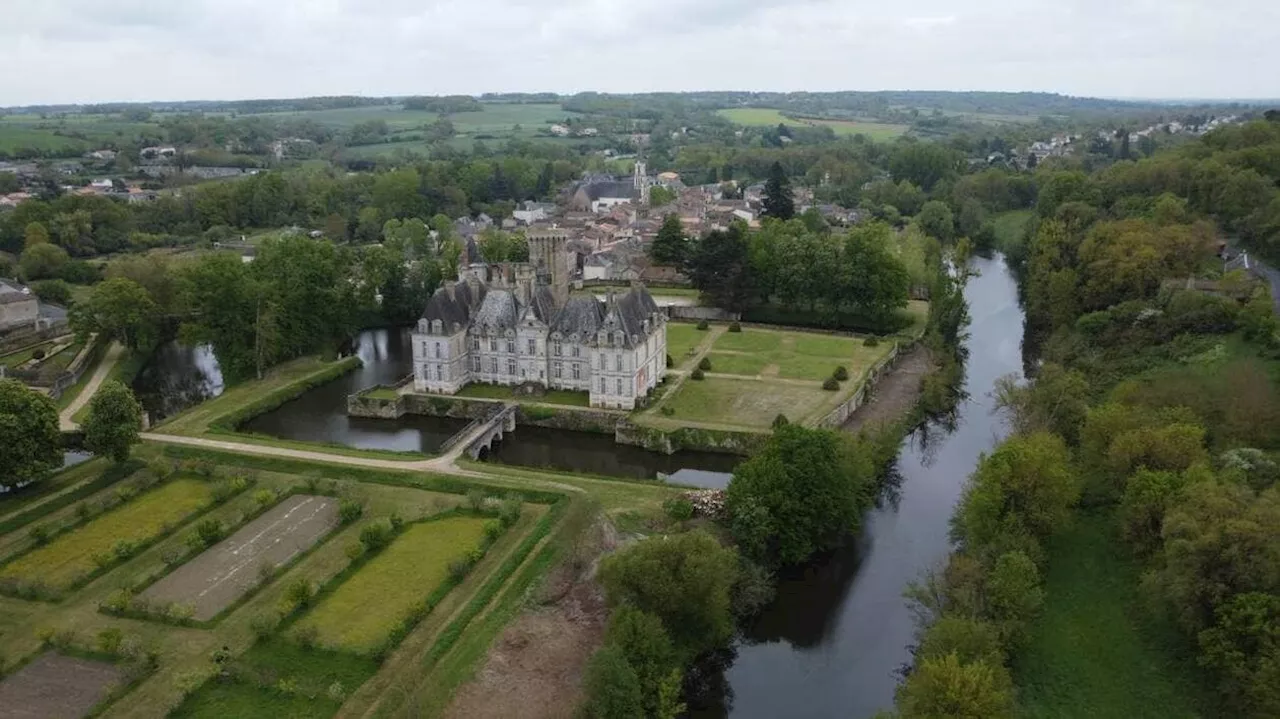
<box><xmin>2</xmin><ymin>0</ymin><xmax>1278</xmax><ymax>105</ymax></box>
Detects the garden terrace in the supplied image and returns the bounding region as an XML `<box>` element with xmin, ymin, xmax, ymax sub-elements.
<box><xmin>641</xmin><ymin>324</ymin><xmax>898</xmax><ymax>432</ymax></box>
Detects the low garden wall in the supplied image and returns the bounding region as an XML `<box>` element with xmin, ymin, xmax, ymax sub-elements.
<box><xmin>815</xmin><ymin>342</ymin><xmax>903</xmax><ymax>429</ymax></box>
<box><xmin>614</xmin><ymin>420</ymin><xmax>762</xmax><ymax>456</ymax></box>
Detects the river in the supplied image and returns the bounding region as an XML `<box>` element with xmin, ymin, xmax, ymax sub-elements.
<box><xmin>691</xmin><ymin>253</ymin><xmax>1024</xmax><ymax>718</ymax></box>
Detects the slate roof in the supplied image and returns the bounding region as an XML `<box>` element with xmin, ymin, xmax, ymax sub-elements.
<box><xmin>421</xmin><ymin>281</ymin><xmax>486</xmax><ymax>331</ymax></box>
<box><xmin>550</xmin><ymin>295</ymin><xmax>606</xmax><ymax>339</ymax></box>
<box><xmin>473</xmin><ymin>290</ymin><xmax>519</xmax><ymax>331</ymax></box>
<box><xmin>603</xmin><ymin>287</ymin><xmax>660</xmax><ymax>348</ymax></box>
<box><xmin>0</xmin><ymin>279</ymin><xmax>35</xmax><ymax>305</ymax></box>
<box><xmin>528</xmin><ymin>285</ymin><xmax>557</xmax><ymax>325</ymax></box>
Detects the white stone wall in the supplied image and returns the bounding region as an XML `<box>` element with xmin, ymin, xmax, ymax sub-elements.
<box><xmin>412</xmin><ymin>328</ymin><xmax>469</xmax><ymax>394</ymax></box>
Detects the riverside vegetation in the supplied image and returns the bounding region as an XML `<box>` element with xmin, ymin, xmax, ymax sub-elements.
<box><xmin>888</xmin><ymin>116</ymin><xmax>1280</xmax><ymax>718</ymax></box>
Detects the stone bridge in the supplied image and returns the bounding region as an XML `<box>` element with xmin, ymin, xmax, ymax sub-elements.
<box><xmin>457</xmin><ymin>403</ymin><xmax>519</xmax><ymax>460</ymax></box>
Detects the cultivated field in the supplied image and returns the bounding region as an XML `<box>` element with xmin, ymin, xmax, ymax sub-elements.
<box><xmin>140</xmin><ymin>494</ymin><xmax>340</xmax><ymax>621</ymax></box>
<box><xmin>0</xmin><ymin>652</ymin><xmax>124</xmax><ymax>719</ymax></box>
<box><xmin>717</xmin><ymin>108</ymin><xmax>908</xmax><ymax>140</ymax></box>
<box><xmin>294</xmin><ymin>515</ymin><xmax>491</xmax><ymax>652</ymax></box>
<box><xmin>0</xmin><ymin>478</ymin><xmax>213</xmax><ymax>591</ymax></box>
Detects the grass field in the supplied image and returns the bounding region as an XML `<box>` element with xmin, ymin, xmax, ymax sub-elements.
<box><xmin>0</xmin><ymin>478</ymin><xmax>212</xmax><ymax>590</ymax></box>
<box><xmin>456</xmin><ymin>383</ymin><xmax>590</xmax><ymax>407</ymax></box>
<box><xmin>663</xmin><ymin>376</ymin><xmax>836</xmax><ymax>429</ymax></box>
<box><xmin>666</xmin><ymin>323</ymin><xmax>713</xmax><ymax>366</ymax></box>
<box><xmin>717</xmin><ymin>108</ymin><xmax>908</xmax><ymax>140</ymax></box>
<box><xmin>1013</xmin><ymin>512</ymin><xmax>1214</xmax><ymax>718</ymax></box>
<box><xmin>705</xmin><ymin>352</ymin><xmax>770</xmax><ymax>376</ymax></box>
<box><xmin>711</xmin><ymin>328</ymin><xmax>890</xmax><ymax>381</ymax></box>
<box><xmin>295</xmin><ymin>516</ymin><xmax>491</xmax><ymax>652</ymax></box>
<box><xmin>362</xmin><ymin>386</ymin><xmax>400</xmax><ymax>400</ymax></box>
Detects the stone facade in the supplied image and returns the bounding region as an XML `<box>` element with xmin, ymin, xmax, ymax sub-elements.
<box><xmin>412</xmin><ymin>237</ymin><xmax>666</xmax><ymax>410</ymax></box>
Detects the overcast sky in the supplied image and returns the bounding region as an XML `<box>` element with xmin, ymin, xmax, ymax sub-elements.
<box><xmin>4</xmin><ymin>0</ymin><xmax>1279</xmax><ymax>106</ymax></box>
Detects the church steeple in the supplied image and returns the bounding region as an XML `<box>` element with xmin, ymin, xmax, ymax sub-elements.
<box><xmin>634</xmin><ymin>159</ymin><xmax>650</xmax><ymax>205</ymax></box>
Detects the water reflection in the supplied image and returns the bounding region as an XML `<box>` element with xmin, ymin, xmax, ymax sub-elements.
<box><xmin>483</xmin><ymin>425</ymin><xmax>742</xmax><ymax>483</ymax></box>
<box><xmin>701</xmin><ymin>254</ymin><xmax>1023</xmax><ymax>719</ymax></box>
<box><xmin>240</xmin><ymin>328</ymin><xmax>469</xmax><ymax>453</ymax></box>
<box><xmin>132</xmin><ymin>342</ymin><xmax>224</xmax><ymax>422</ymax></box>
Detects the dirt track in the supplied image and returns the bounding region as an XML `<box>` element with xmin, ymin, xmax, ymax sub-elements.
<box><xmin>0</xmin><ymin>652</ymin><xmax>123</xmax><ymax>719</ymax></box>
<box><xmin>140</xmin><ymin>494</ymin><xmax>339</xmax><ymax>620</ymax></box>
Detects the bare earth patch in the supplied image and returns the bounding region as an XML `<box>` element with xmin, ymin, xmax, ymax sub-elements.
<box><xmin>0</xmin><ymin>652</ymin><xmax>123</xmax><ymax>719</ymax></box>
<box><xmin>140</xmin><ymin>494</ymin><xmax>339</xmax><ymax>620</ymax></box>
<box><xmin>844</xmin><ymin>346</ymin><xmax>932</xmax><ymax>433</ymax></box>
<box><xmin>443</xmin><ymin>521</ymin><xmax>616</xmax><ymax>719</ymax></box>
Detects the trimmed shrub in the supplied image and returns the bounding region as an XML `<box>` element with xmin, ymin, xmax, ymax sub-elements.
<box><xmin>698</xmin><ymin>357</ymin><xmax>712</xmax><ymax>371</ymax></box>
<box><xmin>864</xmin><ymin>336</ymin><xmax>880</xmax><ymax>347</ymax></box>
<box><xmin>359</xmin><ymin>522</ymin><xmax>393</xmax><ymax>552</ymax></box>
<box><xmin>31</xmin><ymin>348</ymin><xmax>45</xmax><ymax>361</ymax></box>
<box><xmin>27</xmin><ymin>524</ymin><xmax>51</xmax><ymax>545</ymax></box>
<box><xmin>728</xmin><ymin>322</ymin><xmax>742</xmax><ymax>332</ymax></box>
<box><xmin>822</xmin><ymin>377</ymin><xmax>840</xmax><ymax>391</ymax></box>
<box><xmin>338</xmin><ymin>499</ymin><xmax>364</xmax><ymax>524</ymax></box>
<box><xmin>696</xmin><ymin>320</ymin><xmax>709</xmax><ymax>330</ymax></box>
<box><xmin>834</xmin><ymin>366</ymin><xmax>849</xmax><ymax>381</ymax></box>
<box><xmin>772</xmin><ymin>414</ymin><xmax>789</xmax><ymax>429</ymax></box>
<box><xmin>691</xmin><ymin>368</ymin><xmax>705</xmax><ymax>380</ymax></box>
<box><xmin>666</xmin><ymin>354</ymin><xmax>674</xmax><ymax>368</ymax></box>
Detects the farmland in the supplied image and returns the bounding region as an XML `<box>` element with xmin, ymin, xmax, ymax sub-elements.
<box><xmin>0</xmin><ymin>477</ymin><xmax>214</xmax><ymax>592</ymax></box>
<box><xmin>0</xmin><ymin>441</ymin><xmax>630</xmax><ymax>719</ymax></box>
<box><xmin>717</xmin><ymin>108</ymin><xmax>909</xmax><ymax>140</ymax></box>
<box><xmin>294</xmin><ymin>515</ymin><xmax>491</xmax><ymax>652</ymax></box>
<box><xmin>0</xmin><ymin>652</ymin><xmax>126</xmax><ymax>718</ymax></box>
<box><xmin>138</xmin><ymin>494</ymin><xmax>341</xmax><ymax>621</ymax></box>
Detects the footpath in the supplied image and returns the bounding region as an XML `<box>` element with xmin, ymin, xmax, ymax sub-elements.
<box><xmin>59</xmin><ymin>341</ymin><xmax>124</xmax><ymax>431</ymax></box>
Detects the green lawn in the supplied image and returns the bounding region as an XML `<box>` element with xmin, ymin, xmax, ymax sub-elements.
<box><xmin>710</xmin><ymin>328</ymin><xmax>891</xmax><ymax>381</ymax></box>
<box><xmin>455</xmin><ymin>383</ymin><xmax>590</xmax><ymax>407</ymax></box>
<box><xmin>663</xmin><ymin>376</ymin><xmax>836</xmax><ymax>430</ymax></box>
<box><xmin>295</xmin><ymin>516</ymin><xmax>490</xmax><ymax>652</ymax></box>
<box><xmin>1014</xmin><ymin>512</ymin><xmax>1215</xmax><ymax>719</ymax></box>
<box><xmin>363</xmin><ymin>386</ymin><xmax>400</xmax><ymax>400</ymax></box>
<box><xmin>0</xmin><ymin>339</ymin><xmax>64</xmax><ymax>369</ymax></box>
<box><xmin>705</xmin><ymin>352</ymin><xmax>770</xmax><ymax>376</ymax></box>
<box><xmin>713</xmin><ymin>329</ymin><xmax>783</xmax><ymax>354</ymax></box>
<box><xmin>666</xmin><ymin>323</ymin><xmax>712</xmax><ymax>366</ymax></box>
<box><xmin>0</xmin><ymin>478</ymin><xmax>213</xmax><ymax>590</ymax></box>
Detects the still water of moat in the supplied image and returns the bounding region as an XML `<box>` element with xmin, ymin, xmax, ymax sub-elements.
<box><xmin>690</xmin><ymin>254</ymin><xmax>1024</xmax><ymax>718</ymax></box>
<box><xmin>133</xmin><ymin>328</ymin><xmax>740</xmax><ymax>479</ymax></box>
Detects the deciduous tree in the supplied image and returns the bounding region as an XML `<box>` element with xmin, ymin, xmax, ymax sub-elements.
<box><xmin>83</xmin><ymin>380</ymin><xmax>142</xmax><ymax>463</ymax></box>
<box><xmin>0</xmin><ymin>379</ymin><xmax>62</xmax><ymax>492</ymax></box>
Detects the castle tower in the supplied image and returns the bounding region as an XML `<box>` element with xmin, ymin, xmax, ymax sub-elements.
<box><xmin>634</xmin><ymin>160</ymin><xmax>651</xmax><ymax>206</ymax></box>
<box><xmin>526</xmin><ymin>230</ymin><xmax>571</xmax><ymax>306</ymax></box>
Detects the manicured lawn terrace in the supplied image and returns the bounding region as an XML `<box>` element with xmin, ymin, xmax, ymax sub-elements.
<box><xmin>294</xmin><ymin>516</ymin><xmax>491</xmax><ymax>653</ymax></box>
<box><xmin>647</xmin><ymin>326</ymin><xmax>897</xmax><ymax>431</ymax></box>
<box><xmin>455</xmin><ymin>383</ymin><xmax>590</xmax><ymax>407</ymax></box>
<box><xmin>666</xmin><ymin>323</ymin><xmax>714</xmax><ymax>366</ymax></box>
<box><xmin>0</xmin><ymin>337</ymin><xmax>78</xmax><ymax>370</ymax></box>
<box><xmin>0</xmin><ymin>478</ymin><xmax>213</xmax><ymax>590</ymax></box>
<box><xmin>362</xmin><ymin>386</ymin><xmax>401</xmax><ymax>400</ymax></box>
<box><xmin>710</xmin><ymin>327</ymin><xmax>891</xmax><ymax>381</ymax></box>
<box><xmin>1014</xmin><ymin>512</ymin><xmax>1215</xmax><ymax>718</ymax></box>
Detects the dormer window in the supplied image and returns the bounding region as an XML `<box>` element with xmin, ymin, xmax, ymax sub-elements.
<box><xmin>432</xmin><ymin>320</ymin><xmax>442</xmax><ymax>334</ymax></box>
